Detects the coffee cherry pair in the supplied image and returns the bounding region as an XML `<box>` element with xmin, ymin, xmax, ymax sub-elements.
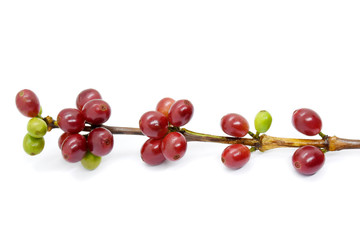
<box><xmin>139</xmin><ymin>98</ymin><xmax>194</xmax><ymax>165</ymax></box>
<box><xmin>57</xmin><ymin>89</ymin><xmax>114</xmax><ymax>170</ymax></box>
<box><xmin>291</xmin><ymin>108</ymin><xmax>325</xmax><ymax>175</ymax></box>
<box><xmin>16</xmin><ymin>89</ymin><xmax>47</xmax><ymax>156</ymax></box>
<box><xmin>220</xmin><ymin>110</ymin><xmax>272</xmax><ymax>170</ymax></box>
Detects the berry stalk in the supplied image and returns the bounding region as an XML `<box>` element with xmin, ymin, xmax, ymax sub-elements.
<box><xmin>43</xmin><ymin>116</ymin><xmax>360</xmax><ymax>152</ymax></box>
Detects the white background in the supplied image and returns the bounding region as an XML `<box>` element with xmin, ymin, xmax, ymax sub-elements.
<box><xmin>1</xmin><ymin>1</ymin><xmax>360</xmax><ymax>239</ymax></box>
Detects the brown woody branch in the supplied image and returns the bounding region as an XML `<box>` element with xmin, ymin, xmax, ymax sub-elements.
<box><xmin>43</xmin><ymin>116</ymin><xmax>360</xmax><ymax>152</ymax></box>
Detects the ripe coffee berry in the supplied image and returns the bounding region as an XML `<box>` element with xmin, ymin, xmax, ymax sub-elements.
<box><xmin>168</xmin><ymin>99</ymin><xmax>194</xmax><ymax>127</ymax></box>
<box><xmin>161</xmin><ymin>132</ymin><xmax>187</xmax><ymax>161</ymax></box>
<box><xmin>156</xmin><ymin>97</ymin><xmax>175</xmax><ymax>118</ymax></box>
<box><xmin>16</xmin><ymin>89</ymin><xmax>40</xmax><ymax>117</ymax></box>
<box><xmin>82</xmin><ymin>99</ymin><xmax>111</xmax><ymax>125</ymax></box>
<box><xmin>57</xmin><ymin>108</ymin><xmax>85</xmax><ymax>133</ymax></box>
<box><xmin>76</xmin><ymin>88</ymin><xmax>102</xmax><ymax>110</ymax></box>
<box><xmin>87</xmin><ymin>127</ymin><xmax>114</xmax><ymax>157</ymax></box>
<box><xmin>139</xmin><ymin>111</ymin><xmax>168</xmax><ymax>139</ymax></box>
<box><xmin>221</xmin><ymin>144</ymin><xmax>251</xmax><ymax>169</ymax></box>
<box><xmin>61</xmin><ymin>134</ymin><xmax>87</xmax><ymax>163</ymax></box>
<box><xmin>141</xmin><ymin>138</ymin><xmax>166</xmax><ymax>165</ymax></box>
<box><xmin>292</xmin><ymin>108</ymin><xmax>322</xmax><ymax>136</ymax></box>
<box><xmin>221</xmin><ymin>113</ymin><xmax>249</xmax><ymax>138</ymax></box>
<box><xmin>292</xmin><ymin>145</ymin><xmax>325</xmax><ymax>175</ymax></box>
<box><xmin>58</xmin><ymin>132</ymin><xmax>71</xmax><ymax>149</ymax></box>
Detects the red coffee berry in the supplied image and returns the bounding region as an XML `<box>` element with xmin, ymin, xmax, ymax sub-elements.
<box><xmin>156</xmin><ymin>97</ymin><xmax>175</xmax><ymax>118</ymax></box>
<box><xmin>87</xmin><ymin>127</ymin><xmax>114</xmax><ymax>156</ymax></box>
<box><xmin>76</xmin><ymin>89</ymin><xmax>102</xmax><ymax>110</ymax></box>
<box><xmin>292</xmin><ymin>145</ymin><xmax>325</xmax><ymax>175</ymax></box>
<box><xmin>221</xmin><ymin>144</ymin><xmax>251</xmax><ymax>169</ymax></box>
<box><xmin>141</xmin><ymin>138</ymin><xmax>166</xmax><ymax>166</ymax></box>
<box><xmin>57</xmin><ymin>108</ymin><xmax>85</xmax><ymax>133</ymax></box>
<box><xmin>15</xmin><ymin>89</ymin><xmax>40</xmax><ymax>117</ymax></box>
<box><xmin>292</xmin><ymin>108</ymin><xmax>322</xmax><ymax>136</ymax></box>
<box><xmin>61</xmin><ymin>134</ymin><xmax>87</xmax><ymax>163</ymax></box>
<box><xmin>168</xmin><ymin>99</ymin><xmax>194</xmax><ymax>127</ymax></box>
<box><xmin>221</xmin><ymin>113</ymin><xmax>249</xmax><ymax>137</ymax></box>
<box><xmin>82</xmin><ymin>99</ymin><xmax>111</xmax><ymax>125</ymax></box>
<box><xmin>58</xmin><ymin>132</ymin><xmax>72</xmax><ymax>149</ymax></box>
<box><xmin>139</xmin><ymin>111</ymin><xmax>168</xmax><ymax>139</ymax></box>
<box><xmin>161</xmin><ymin>132</ymin><xmax>187</xmax><ymax>161</ymax></box>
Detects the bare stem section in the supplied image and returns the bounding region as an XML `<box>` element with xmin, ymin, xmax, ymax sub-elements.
<box><xmin>180</xmin><ymin>129</ymin><xmax>360</xmax><ymax>152</ymax></box>
<box><xmin>258</xmin><ymin>135</ymin><xmax>327</xmax><ymax>152</ymax></box>
<box><xmin>179</xmin><ymin>128</ymin><xmax>259</xmax><ymax>147</ymax></box>
<box><xmin>84</xmin><ymin>125</ymin><xmax>143</xmax><ymax>135</ymax></box>
<box><xmin>44</xmin><ymin>116</ymin><xmax>360</xmax><ymax>152</ymax></box>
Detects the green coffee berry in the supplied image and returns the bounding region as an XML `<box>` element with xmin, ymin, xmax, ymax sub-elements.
<box><xmin>27</xmin><ymin>117</ymin><xmax>47</xmax><ymax>138</ymax></box>
<box><xmin>23</xmin><ymin>133</ymin><xmax>45</xmax><ymax>156</ymax></box>
<box><xmin>81</xmin><ymin>152</ymin><xmax>101</xmax><ymax>170</ymax></box>
<box><xmin>254</xmin><ymin>110</ymin><xmax>272</xmax><ymax>133</ymax></box>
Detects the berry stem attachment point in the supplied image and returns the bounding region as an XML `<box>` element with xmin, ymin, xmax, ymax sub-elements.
<box><xmin>248</xmin><ymin>131</ymin><xmax>256</xmax><ymax>138</ymax></box>
<box><xmin>43</xmin><ymin>116</ymin><xmax>58</xmax><ymax>132</ymax></box>
<box><xmin>249</xmin><ymin>147</ymin><xmax>257</xmax><ymax>152</ymax></box>
<box><xmin>319</xmin><ymin>132</ymin><xmax>327</xmax><ymax>139</ymax></box>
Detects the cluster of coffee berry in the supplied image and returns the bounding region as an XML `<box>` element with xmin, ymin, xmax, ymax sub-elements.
<box><xmin>217</xmin><ymin>108</ymin><xmax>326</xmax><ymax>175</ymax></box>
<box><xmin>16</xmin><ymin>89</ymin><xmax>114</xmax><ymax>170</ymax></box>
<box><xmin>220</xmin><ymin>110</ymin><xmax>272</xmax><ymax>169</ymax></box>
<box><xmin>16</xmin><ymin>89</ymin><xmax>46</xmax><ymax>156</ymax></box>
<box><xmin>291</xmin><ymin>108</ymin><xmax>325</xmax><ymax>175</ymax></box>
<box><xmin>139</xmin><ymin>98</ymin><xmax>194</xmax><ymax>165</ymax></box>
<box><xmin>57</xmin><ymin>89</ymin><xmax>113</xmax><ymax>170</ymax></box>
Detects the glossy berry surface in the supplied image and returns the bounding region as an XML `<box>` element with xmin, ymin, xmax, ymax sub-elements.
<box><xmin>81</xmin><ymin>152</ymin><xmax>102</xmax><ymax>170</ymax></box>
<box><xmin>76</xmin><ymin>88</ymin><xmax>102</xmax><ymax>110</ymax></box>
<box><xmin>156</xmin><ymin>97</ymin><xmax>175</xmax><ymax>118</ymax></box>
<box><xmin>23</xmin><ymin>134</ymin><xmax>45</xmax><ymax>156</ymax></box>
<box><xmin>82</xmin><ymin>99</ymin><xmax>111</xmax><ymax>125</ymax></box>
<box><xmin>57</xmin><ymin>108</ymin><xmax>85</xmax><ymax>133</ymax></box>
<box><xmin>61</xmin><ymin>134</ymin><xmax>87</xmax><ymax>163</ymax></box>
<box><xmin>168</xmin><ymin>99</ymin><xmax>194</xmax><ymax>127</ymax></box>
<box><xmin>139</xmin><ymin>111</ymin><xmax>168</xmax><ymax>139</ymax></box>
<box><xmin>141</xmin><ymin>138</ymin><xmax>166</xmax><ymax>166</ymax></box>
<box><xmin>161</xmin><ymin>132</ymin><xmax>187</xmax><ymax>161</ymax></box>
<box><xmin>27</xmin><ymin>117</ymin><xmax>47</xmax><ymax>138</ymax></box>
<box><xmin>292</xmin><ymin>108</ymin><xmax>322</xmax><ymax>136</ymax></box>
<box><xmin>221</xmin><ymin>113</ymin><xmax>249</xmax><ymax>137</ymax></box>
<box><xmin>221</xmin><ymin>144</ymin><xmax>250</xmax><ymax>169</ymax></box>
<box><xmin>58</xmin><ymin>132</ymin><xmax>71</xmax><ymax>149</ymax></box>
<box><xmin>292</xmin><ymin>145</ymin><xmax>325</xmax><ymax>175</ymax></box>
<box><xmin>87</xmin><ymin>127</ymin><xmax>114</xmax><ymax>156</ymax></box>
<box><xmin>16</xmin><ymin>89</ymin><xmax>40</xmax><ymax>117</ymax></box>
<box><xmin>254</xmin><ymin>110</ymin><xmax>272</xmax><ymax>133</ymax></box>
